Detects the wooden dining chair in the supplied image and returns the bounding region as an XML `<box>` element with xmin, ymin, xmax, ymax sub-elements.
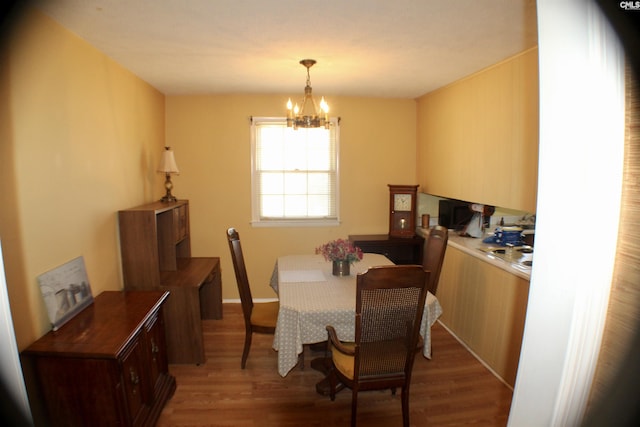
<box><xmin>422</xmin><ymin>225</ymin><xmax>448</xmax><ymax>295</ymax></box>
<box><xmin>226</xmin><ymin>227</ymin><xmax>279</xmax><ymax>369</ymax></box>
<box><xmin>325</xmin><ymin>265</ymin><xmax>430</xmax><ymax>427</ymax></box>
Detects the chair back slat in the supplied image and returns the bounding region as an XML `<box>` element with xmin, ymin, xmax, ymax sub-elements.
<box><xmin>422</xmin><ymin>225</ymin><xmax>448</xmax><ymax>295</ymax></box>
<box><xmin>226</xmin><ymin>228</ymin><xmax>254</xmax><ymax>322</ymax></box>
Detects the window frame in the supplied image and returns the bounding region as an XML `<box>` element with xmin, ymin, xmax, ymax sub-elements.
<box><xmin>250</xmin><ymin>117</ymin><xmax>340</xmax><ymax>228</ymax></box>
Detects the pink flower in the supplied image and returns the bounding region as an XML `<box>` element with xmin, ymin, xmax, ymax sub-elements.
<box><xmin>315</xmin><ymin>239</ymin><xmax>364</xmax><ymax>264</ymax></box>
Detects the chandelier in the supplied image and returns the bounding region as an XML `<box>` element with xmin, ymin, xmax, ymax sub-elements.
<box><xmin>286</xmin><ymin>59</ymin><xmax>330</xmax><ymax>129</ymax></box>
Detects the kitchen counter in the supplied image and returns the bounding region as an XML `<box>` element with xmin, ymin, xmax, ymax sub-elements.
<box><xmin>416</xmin><ymin>227</ymin><xmax>532</xmax><ymax>281</ymax></box>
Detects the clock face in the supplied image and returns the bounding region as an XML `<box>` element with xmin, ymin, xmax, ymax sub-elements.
<box><xmin>393</xmin><ymin>194</ymin><xmax>412</xmax><ymax>211</ymax></box>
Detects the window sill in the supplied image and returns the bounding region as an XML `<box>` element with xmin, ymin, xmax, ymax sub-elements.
<box><xmin>251</xmin><ymin>219</ymin><xmax>340</xmax><ymax>228</ymax></box>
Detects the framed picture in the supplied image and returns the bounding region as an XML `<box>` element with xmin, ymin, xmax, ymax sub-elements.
<box><xmin>37</xmin><ymin>256</ymin><xmax>94</xmax><ymax>331</ymax></box>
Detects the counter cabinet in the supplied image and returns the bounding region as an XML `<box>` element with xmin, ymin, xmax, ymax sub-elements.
<box><xmin>436</xmin><ymin>245</ymin><xmax>530</xmax><ymax>387</ymax></box>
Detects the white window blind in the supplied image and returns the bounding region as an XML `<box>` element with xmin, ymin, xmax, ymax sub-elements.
<box><xmin>251</xmin><ymin>117</ymin><xmax>339</xmax><ymax>227</ymax></box>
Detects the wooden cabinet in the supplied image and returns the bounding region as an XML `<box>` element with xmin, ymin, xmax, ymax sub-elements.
<box><xmin>349</xmin><ymin>234</ymin><xmax>424</xmax><ymax>265</ymax></box>
<box><xmin>416</xmin><ymin>48</ymin><xmax>538</xmax><ymax>212</ymax></box>
<box><xmin>436</xmin><ymin>246</ymin><xmax>530</xmax><ymax>386</ymax></box>
<box><xmin>118</xmin><ymin>200</ymin><xmax>222</xmax><ymax>364</ymax></box>
<box><xmin>21</xmin><ymin>291</ymin><xmax>176</xmax><ymax>427</ymax></box>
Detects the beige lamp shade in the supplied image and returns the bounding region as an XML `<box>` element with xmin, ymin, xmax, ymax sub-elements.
<box><xmin>158</xmin><ymin>147</ymin><xmax>180</xmax><ymax>174</ymax></box>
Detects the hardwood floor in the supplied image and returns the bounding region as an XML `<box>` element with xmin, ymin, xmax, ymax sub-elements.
<box><xmin>157</xmin><ymin>304</ymin><xmax>513</xmax><ymax>426</ymax></box>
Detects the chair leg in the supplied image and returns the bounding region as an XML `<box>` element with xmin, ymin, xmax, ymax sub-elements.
<box><xmin>351</xmin><ymin>389</ymin><xmax>358</xmax><ymax>427</ymax></box>
<box><xmin>328</xmin><ymin>368</ymin><xmax>337</xmax><ymax>401</ymax></box>
<box><xmin>241</xmin><ymin>329</ymin><xmax>252</xmax><ymax>369</ymax></box>
<box><xmin>401</xmin><ymin>386</ymin><xmax>410</xmax><ymax>427</ymax></box>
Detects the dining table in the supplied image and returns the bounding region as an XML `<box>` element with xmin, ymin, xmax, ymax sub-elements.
<box><xmin>270</xmin><ymin>253</ymin><xmax>443</xmax><ymax>377</ymax></box>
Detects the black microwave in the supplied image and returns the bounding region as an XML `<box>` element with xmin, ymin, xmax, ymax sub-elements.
<box><xmin>438</xmin><ymin>199</ymin><xmax>494</xmax><ymax>231</ymax></box>
<box><xmin>438</xmin><ymin>199</ymin><xmax>474</xmax><ymax>231</ymax></box>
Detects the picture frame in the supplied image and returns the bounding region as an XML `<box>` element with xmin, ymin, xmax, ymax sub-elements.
<box><xmin>37</xmin><ymin>256</ymin><xmax>94</xmax><ymax>331</ymax></box>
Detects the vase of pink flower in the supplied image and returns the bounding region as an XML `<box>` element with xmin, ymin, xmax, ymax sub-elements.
<box><xmin>315</xmin><ymin>238</ymin><xmax>364</xmax><ymax>276</ymax></box>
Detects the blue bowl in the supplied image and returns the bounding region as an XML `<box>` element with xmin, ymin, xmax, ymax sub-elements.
<box><xmin>496</xmin><ymin>227</ymin><xmax>523</xmax><ymax>246</ymax></box>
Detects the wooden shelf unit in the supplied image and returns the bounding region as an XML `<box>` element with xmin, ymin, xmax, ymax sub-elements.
<box><xmin>118</xmin><ymin>200</ymin><xmax>222</xmax><ymax>364</ymax></box>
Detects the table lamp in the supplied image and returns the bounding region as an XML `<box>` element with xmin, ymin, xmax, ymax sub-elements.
<box><xmin>158</xmin><ymin>146</ymin><xmax>180</xmax><ymax>202</ymax></box>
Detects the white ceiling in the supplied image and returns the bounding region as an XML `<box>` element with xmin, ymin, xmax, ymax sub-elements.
<box><xmin>33</xmin><ymin>0</ymin><xmax>538</xmax><ymax>98</ymax></box>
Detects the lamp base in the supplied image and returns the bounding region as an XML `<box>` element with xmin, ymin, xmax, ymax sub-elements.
<box><xmin>160</xmin><ymin>173</ymin><xmax>177</xmax><ymax>203</ymax></box>
<box><xmin>160</xmin><ymin>194</ymin><xmax>177</xmax><ymax>203</ymax></box>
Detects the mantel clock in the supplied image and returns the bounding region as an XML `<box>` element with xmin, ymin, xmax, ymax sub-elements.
<box><xmin>388</xmin><ymin>184</ymin><xmax>419</xmax><ymax>238</ymax></box>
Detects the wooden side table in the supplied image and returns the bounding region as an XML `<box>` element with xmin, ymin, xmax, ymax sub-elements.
<box><xmin>160</xmin><ymin>257</ymin><xmax>221</xmax><ymax>364</ymax></box>
<box><xmin>349</xmin><ymin>234</ymin><xmax>425</xmax><ymax>265</ymax></box>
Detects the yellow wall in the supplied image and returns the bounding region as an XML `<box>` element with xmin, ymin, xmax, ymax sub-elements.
<box><xmin>0</xmin><ymin>9</ymin><xmax>165</xmax><ymax>349</ymax></box>
<box><xmin>165</xmin><ymin>95</ymin><xmax>417</xmax><ymax>299</ymax></box>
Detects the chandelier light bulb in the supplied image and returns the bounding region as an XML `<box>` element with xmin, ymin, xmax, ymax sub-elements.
<box><xmin>320</xmin><ymin>97</ymin><xmax>329</xmax><ymax>113</ymax></box>
<box><xmin>286</xmin><ymin>98</ymin><xmax>293</xmax><ymax>119</ymax></box>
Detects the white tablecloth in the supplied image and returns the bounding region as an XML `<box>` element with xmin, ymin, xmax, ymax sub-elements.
<box><xmin>271</xmin><ymin>253</ymin><xmax>443</xmax><ymax>377</ymax></box>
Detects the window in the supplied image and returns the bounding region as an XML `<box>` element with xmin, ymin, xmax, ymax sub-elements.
<box><xmin>251</xmin><ymin>117</ymin><xmax>340</xmax><ymax>227</ymax></box>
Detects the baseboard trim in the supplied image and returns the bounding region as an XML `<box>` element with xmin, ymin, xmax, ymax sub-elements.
<box><xmin>436</xmin><ymin>320</ymin><xmax>514</xmax><ymax>391</ymax></box>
